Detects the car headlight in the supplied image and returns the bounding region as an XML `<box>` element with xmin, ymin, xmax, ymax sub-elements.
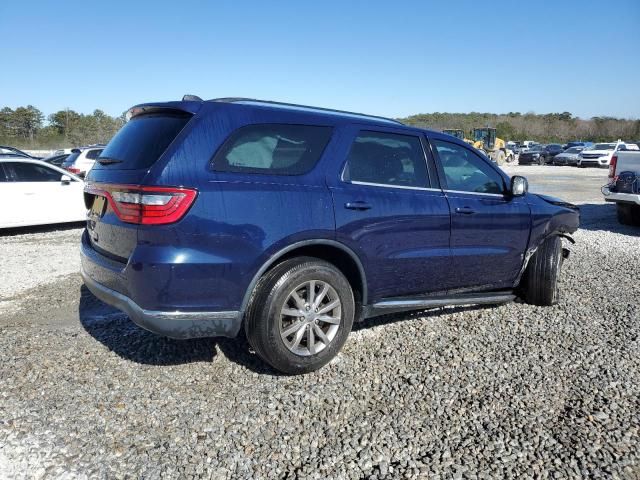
<box><xmin>532</xmin><ymin>153</ymin><xmax>540</xmax><ymax>157</ymax></box>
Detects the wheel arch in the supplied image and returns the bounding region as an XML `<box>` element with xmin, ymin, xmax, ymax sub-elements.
<box><xmin>240</xmin><ymin>240</ymin><xmax>368</xmax><ymax>318</ymax></box>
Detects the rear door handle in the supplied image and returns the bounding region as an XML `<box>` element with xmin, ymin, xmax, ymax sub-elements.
<box><xmin>455</xmin><ymin>206</ymin><xmax>475</xmax><ymax>215</ymax></box>
<box><xmin>345</xmin><ymin>201</ymin><xmax>372</xmax><ymax>211</ymax></box>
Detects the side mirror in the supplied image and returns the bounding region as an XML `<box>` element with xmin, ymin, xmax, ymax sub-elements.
<box><xmin>510</xmin><ymin>175</ymin><xmax>528</xmax><ymax>196</ymax></box>
<box><xmin>60</xmin><ymin>175</ymin><xmax>72</xmax><ymax>184</ymax></box>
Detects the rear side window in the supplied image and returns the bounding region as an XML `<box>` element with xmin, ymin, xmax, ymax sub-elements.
<box><xmin>342</xmin><ymin>131</ymin><xmax>429</xmax><ymax>188</ymax></box>
<box><xmin>95</xmin><ymin>112</ymin><xmax>191</xmax><ymax>170</ymax></box>
<box><xmin>212</xmin><ymin>124</ymin><xmax>333</xmax><ymax>175</ymax></box>
<box><xmin>6</xmin><ymin>162</ymin><xmax>63</xmax><ymax>182</ymax></box>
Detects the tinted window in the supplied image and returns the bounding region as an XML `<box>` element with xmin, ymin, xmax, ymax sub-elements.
<box><xmin>85</xmin><ymin>149</ymin><xmax>103</xmax><ymax>160</ymax></box>
<box><xmin>62</xmin><ymin>151</ymin><xmax>81</xmax><ymax>167</ymax></box>
<box><xmin>7</xmin><ymin>162</ymin><xmax>63</xmax><ymax>182</ymax></box>
<box><xmin>593</xmin><ymin>143</ymin><xmax>615</xmax><ymax>150</ymax></box>
<box><xmin>0</xmin><ymin>164</ymin><xmax>8</xmax><ymax>182</ymax></box>
<box><xmin>433</xmin><ymin>140</ymin><xmax>504</xmax><ymax>195</ymax></box>
<box><xmin>95</xmin><ymin>113</ymin><xmax>191</xmax><ymax>170</ymax></box>
<box><xmin>213</xmin><ymin>124</ymin><xmax>332</xmax><ymax>175</ymax></box>
<box><xmin>342</xmin><ymin>131</ymin><xmax>429</xmax><ymax>188</ymax></box>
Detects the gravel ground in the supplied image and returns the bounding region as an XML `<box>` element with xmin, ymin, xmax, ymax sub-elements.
<box><xmin>1</xmin><ymin>166</ymin><xmax>638</xmax><ymax>479</ymax></box>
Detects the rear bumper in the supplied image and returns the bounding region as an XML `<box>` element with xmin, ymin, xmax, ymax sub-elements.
<box><xmin>81</xmin><ymin>267</ymin><xmax>242</xmax><ymax>339</ymax></box>
<box><xmin>602</xmin><ymin>189</ymin><xmax>640</xmax><ymax>206</ymax></box>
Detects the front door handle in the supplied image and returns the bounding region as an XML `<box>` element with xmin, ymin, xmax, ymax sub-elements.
<box><xmin>345</xmin><ymin>201</ymin><xmax>372</xmax><ymax>211</ymax></box>
<box><xmin>455</xmin><ymin>206</ymin><xmax>475</xmax><ymax>215</ymax></box>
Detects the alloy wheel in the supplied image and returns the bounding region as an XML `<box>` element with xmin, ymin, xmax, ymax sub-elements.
<box><xmin>279</xmin><ymin>280</ymin><xmax>342</xmax><ymax>356</ymax></box>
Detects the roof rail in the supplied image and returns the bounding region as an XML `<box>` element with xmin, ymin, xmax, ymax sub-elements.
<box><xmin>209</xmin><ymin>97</ymin><xmax>404</xmax><ymax>125</ymax></box>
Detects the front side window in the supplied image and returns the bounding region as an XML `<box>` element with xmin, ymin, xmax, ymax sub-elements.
<box><xmin>432</xmin><ymin>140</ymin><xmax>504</xmax><ymax>195</ymax></box>
<box><xmin>212</xmin><ymin>124</ymin><xmax>333</xmax><ymax>175</ymax></box>
<box><xmin>7</xmin><ymin>162</ymin><xmax>64</xmax><ymax>182</ymax></box>
<box><xmin>342</xmin><ymin>131</ymin><xmax>429</xmax><ymax>188</ymax></box>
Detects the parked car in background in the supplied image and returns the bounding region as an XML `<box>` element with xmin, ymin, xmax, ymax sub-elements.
<box><xmin>552</xmin><ymin>146</ymin><xmax>584</xmax><ymax>166</ymax></box>
<box><xmin>578</xmin><ymin>142</ymin><xmax>638</xmax><ymax>168</ymax></box>
<box><xmin>518</xmin><ymin>144</ymin><xmax>559</xmax><ymax>165</ymax></box>
<box><xmin>0</xmin><ymin>159</ymin><xmax>86</xmax><ymax>228</ymax></box>
<box><xmin>61</xmin><ymin>147</ymin><xmax>104</xmax><ymax>177</ymax></box>
<box><xmin>564</xmin><ymin>141</ymin><xmax>593</xmax><ymax>150</ymax></box>
<box><xmin>602</xmin><ymin>150</ymin><xmax>640</xmax><ymax>225</ymax></box>
<box><xmin>0</xmin><ymin>146</ymin><xmax>42</xmax><ymax>159</ymax></box>
<box><xmin>80</xmin><ymin>96</ymin><xmax>579</xmax><ymax>374</ymax></box>
<box><xmin>42</xmin><ymin>153</ymin><xmax>70</xmax><ymax>167</ymax></box>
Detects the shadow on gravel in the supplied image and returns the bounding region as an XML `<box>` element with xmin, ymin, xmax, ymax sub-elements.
<box><xmin>0</xmin><ymin>221</ymin><xmax>85</xmax><ymax>237</ymax></box>
<box><xmin>577</xmin><ymin>203</ymin><xmax>639</xmax><ymax>236</ymax></box>
<box><xmin>78</xmin><ymin>285</ymin><xmax>283</xmax><ymax>374</ymax></box>
<box><xmin>78</xmin><ymin>285</ymin><xmax>218</xmax><ymax>366</ymax></box>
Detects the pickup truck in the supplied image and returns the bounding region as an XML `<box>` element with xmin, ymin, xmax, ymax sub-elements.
<box><xmin>603</xmin><ymin>151</ymin><xmax>640</xmax><ymax>225</ymax></box>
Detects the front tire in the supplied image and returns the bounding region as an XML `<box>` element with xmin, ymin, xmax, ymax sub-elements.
<box><xmin>245</xmin><ymin>257</ymin><xmax>355</xmax><ymax>374</ymax></box>
<box><xmin>520</xmin><ymin>236</ymin><xmax>563</xmax><ymax>306</ymax></box>
<box><xmin>495</xmin><ymin>150</ymin><xmax>506</xmax><ymax>166</ymax></box>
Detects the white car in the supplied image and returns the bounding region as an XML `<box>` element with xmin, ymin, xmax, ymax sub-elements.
<box><xmin>0</xmin><ymin>158</ymin><xmax>86</xmax><ymax>228</ymax></box>
<box><xmin>61</xmin><ymin>147</ymin><xmax>105</xmax><ymax>177</ymax></box>
<box><xmin>578</xmin><ymin>141</ymin><xmax>639</xmax><ymax>168</ymax></box>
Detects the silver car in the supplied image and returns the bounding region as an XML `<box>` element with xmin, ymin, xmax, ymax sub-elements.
<box><xmin>553</xmin><ymin>146</ymin><xmax>585</xmax><ymax>166</ymax></box>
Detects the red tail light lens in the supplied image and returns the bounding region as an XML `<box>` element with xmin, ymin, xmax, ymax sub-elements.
<box><xmin>85</xmin><ymin>184</ymin><xmax>197</xmax><ymax>225</ymax></box>
<box><xmin>609</xmin><ymin>155</ymin><xmax>617</xmax><ymax>178</ymax></box>
<box><xmin>66</xmin><ymin>166</ymin><xmax>81</xmax><ymax>175</ymax></box>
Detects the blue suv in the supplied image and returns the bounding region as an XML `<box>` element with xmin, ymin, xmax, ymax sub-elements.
<box><xmin>81</xmin><ymin>97</ymin><xmax>579</xmax><ymax>374</ymax></box>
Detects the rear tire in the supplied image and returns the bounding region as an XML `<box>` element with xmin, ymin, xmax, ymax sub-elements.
<box><xmin>538</xmin><ymin>156</ymin><xmax>545</xmax><ymax>166</ymax></box>
<box><xmin>495</xmin><ymin>150</ymin><xmax>506</xmax><ymax>166</ymax></box>
<box><xmin>617</xmin><ymin>204</ymin><xmax>640</xmax><ymax>226</ymax></box>
<box><xmin>245</xmin><ymin>257</ymin><xmax>355</xmax><ymax>374</ymax></box>
<box><xmin>520</xmin><ymin>236</ymin><xmax>563</xmax><ymax>306</ymax></box>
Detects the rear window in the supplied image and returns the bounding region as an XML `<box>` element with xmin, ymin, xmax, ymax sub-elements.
<box><xmin>95</xmin><ymin>112</ymin><xmax>191</xmax><ymax>170</ymax></box>
<box><xmin>62</xmin><ymin>151</ymin><xmax>81</xmax><ymax>167</ymax></box>
<box><xmin>212</xmin><ymin>124</ymin><xmax>333</xmax><ymax>175</ymax></box>
<box><xmin>85</xmin><ymin>149</ymin><xmax>103</xmax><ymax>160</ymax></box>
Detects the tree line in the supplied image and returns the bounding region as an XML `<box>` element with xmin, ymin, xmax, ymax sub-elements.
<box><xmin>398</xmin><ymin>111</ymin><xmax>640</xmax><ymax>143</ymax></box>
<box><xmin>0</xmin><ymin>105</ymin><xmax>124</xmax><ymax>150</ymax></box>
<box><xmin>1</xmin><ymin>105</ymin><xmax>638</xmax><ymax>150</ymax></box>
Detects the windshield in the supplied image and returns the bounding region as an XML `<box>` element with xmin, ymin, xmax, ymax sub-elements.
<box><xmin>593</xmin><ymin>143</ymin><xmax>615</xmax><ymax>150</ymax></box>
<box><xmin>528</xmin><ymin>145</ymin><xmax>544</xmax><ymax>151</ymax></box>
<box><xmin>565</xmin><ymin>147</ymin><xmax>582</xmax><ymax>153</ymax></box>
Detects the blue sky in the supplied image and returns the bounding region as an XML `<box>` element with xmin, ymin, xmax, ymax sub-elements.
<box><xmin>1</xmin><ymin>0</ymin><xmax>639</xmax><ymax>120</ymax></box>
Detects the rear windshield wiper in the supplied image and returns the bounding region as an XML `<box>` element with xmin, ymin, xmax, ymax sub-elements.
<box><xmin>97</xmin><ymin>156</ymin><xmax>123</xmax><ymax>165</ymax></box>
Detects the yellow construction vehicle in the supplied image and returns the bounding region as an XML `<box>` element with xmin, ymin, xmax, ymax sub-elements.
<box><xmin>442</xmin><ymin>129</ymin><xmax>465</xmax><ymax>141</ymax></box>
<box><xmin>470</xmin><ymin>127</ymin><xmax>514</xmax><ymax>165</ymax></box>
<box><xmin>442</xmin><ymin>129</ymin><xmax>475</xmax><ymax>146</ymax></box>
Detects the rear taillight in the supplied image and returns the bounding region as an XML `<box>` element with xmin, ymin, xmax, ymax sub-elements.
<box><xmin>609</xmin><ymin>155</ymin><xmax>617</xmax><ymax>178</ymax></box>
<box><xmin>86</xmin><ymin>184</ymin><xmax>197</xmax><ymax>225</ymax></box>
<box><xmin>66</xmin><ymin>166</ymin><xmax>81</xmax><ymax>174</ymax></box>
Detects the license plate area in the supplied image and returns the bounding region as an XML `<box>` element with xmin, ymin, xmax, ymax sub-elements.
<box><xmin>90</xmin><ymin>195</ymin><xmax>107</xmax><ymax>218</ymax></box>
